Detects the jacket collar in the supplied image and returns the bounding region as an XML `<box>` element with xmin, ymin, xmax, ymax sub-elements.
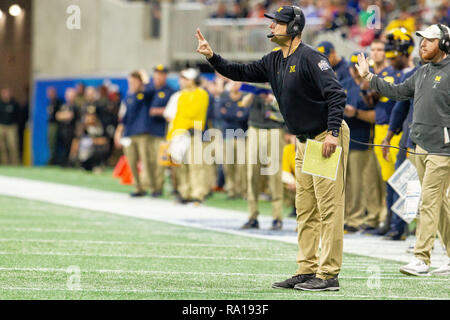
<box><xmin>431</xmin><ymin>55</ymin><xmax>450</xmax><ymax>68</ymax></box>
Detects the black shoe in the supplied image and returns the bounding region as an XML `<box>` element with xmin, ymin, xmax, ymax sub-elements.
<box><xmin>272</xmin><ymin>273</ymin><xmax>315</xmax><ymax>289</ymax></box>
<box><xmin>383</xmin><ymin>230</ymin><xmax>406</xmax><ymax>241</ymax></box>
<box><xmin>294</xmin><ymin>276</ymin><xmax>340</xmax><ymax>291</ymax></box>
<box><xmin>360</xmin><ymin>224</ymin><xmax>376</xmax><ymax>232</ymax></box>
<box><xmin>270</xmin><ymin>219</ymin><xmax>282</xmax><ymax>231</ymax></box>
<box><xmin>365</xmin><ymin>227</ymin><xmax>389</xmax><ymax>236</ymax></box>
<box><xmin>151</xmin><ymin>191</ymin><xmax>163</xmax><ymax>198</ymax></box>
<box><xmin>176</xmin><ymin>195</ymin><xmax>190</xmax><ymax>204</ymax></box>
<box><xmin>130</xmin><ymin>191</ymin><xmax>147</xmax><ymax>198</ymax></box>
<box><xmin>240</xmin><ymin>219</ymin><xmax>259</xmax><ymax>230</ymax></box>
<box><xmin>344</xmin><ymin>224</ymin><xmax>359</xmax><ymax>234</ymax></box>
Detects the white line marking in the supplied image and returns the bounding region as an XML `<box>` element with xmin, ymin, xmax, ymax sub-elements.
<box><xmin>0</xmin><ymin>267</ymin><xmax>447</xmax><ymax>283</ymax></box>
<box><xmin>0</xmin><ymin>251</ymin><xmax>293</xmax><ymax>262</ymax></box>
<box><xmin>0</xmin><ymin>227</ymin><xmax>138</xmax><ymax>235</ymax></box>
<box><xmin>0</xmin><ymin>238</ymin><xmax>276</xmax><ymax>248</ymax></box>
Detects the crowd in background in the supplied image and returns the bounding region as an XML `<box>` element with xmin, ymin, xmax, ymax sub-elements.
<box><xmin>45</xmin><ymin>83</ymin><xmax>122</xmax><ymax>171</ymax></box>
<box><xmin>128</xmin><ymin>0</ymin><xmax>450</xmax><ymax>40</ymax></box>
<box><xmin>204</xmin><ymin>0</ymin><xmax>450</xmax><ymax>41</ymax></box>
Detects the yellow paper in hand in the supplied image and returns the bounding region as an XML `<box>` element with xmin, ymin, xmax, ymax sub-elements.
<box><xmin>301</xmin><ymin>139</ymin><xmax>342</xmax><ymax>181</ymax></box>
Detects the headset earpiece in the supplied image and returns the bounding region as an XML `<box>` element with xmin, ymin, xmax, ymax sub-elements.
<box><xmin>287</xmin><ymin>6</ymin><xmax>304</xmax><ymax>37</ymax></box>
<box><xmin>437</xmin><ymin>24</ymin><xmax>450</xmax><ymax>54</ymax></box>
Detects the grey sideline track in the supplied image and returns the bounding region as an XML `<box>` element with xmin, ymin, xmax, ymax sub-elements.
<box><xmin>0</xmin><ymin>176</ymin><xmax>447</xmax><ymax>268</ymax></box>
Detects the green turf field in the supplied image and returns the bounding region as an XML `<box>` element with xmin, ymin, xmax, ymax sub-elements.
<box><xmin>0</xmin><ymin>194</ymin><xmax>448</xmax><ymax>300</ymax></box>
<box><xmin>0</xmin><ymin>166</ymin><xmax>291</xmax><ymax>217</ymax></box>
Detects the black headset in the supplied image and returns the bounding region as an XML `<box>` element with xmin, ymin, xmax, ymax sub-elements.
<box><xmin>286</xmin><ymin>6</ymin><xmax>305</xmax><ymax>37</ymax></box>
<box><xmin>437</xmin><ymin>24</ymin><xmax>450</xmax><ymax>54</ymax></box>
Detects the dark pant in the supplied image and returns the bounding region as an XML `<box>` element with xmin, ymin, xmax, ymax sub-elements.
<box><xmin>217</xmin><ymin>165</ymin><xmax>225</xmax><ymax>188</ymax></box>
<box><xmin>54</xmin><ymin>136</ymin><xmax>73</xmax><ymax>166</ymax></box>
<box><xmin>389</xmin><ymin>149</ymin><xmax>407</xmax><ymax>235</ymax></box>
<box><xmin>80</xmin><ymin>146</ymin><xmax>108</xmax><ymax>171</ymax></box>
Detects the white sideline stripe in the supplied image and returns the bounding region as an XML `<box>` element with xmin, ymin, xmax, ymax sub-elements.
<box><xmin>0</xmin><ymin>227</ymin><xmax>201</xmax><ymax>236</ymax></box>
<box><xmin>0</xmin><ymin>176</ymin><xmax>447</xmax><ymax>267</ymax></box>
<box><xmin>0</xmin><ymin>227</ymin><xmax>140</xmax><ymax>235</ymax></box>
<box><xmin>0</xmin><ymin>267</ymin><xmax>447</xmax><ymax>283</ymax></box>
<box><xmin>0</xmin><ymin>286</ymin><xmax>446</xmax><ymax>300</ymax></box>
<box><xmin>0</xmin><ymin>238</ymin><xmax>274</xmax><ymax>248</ymax></box>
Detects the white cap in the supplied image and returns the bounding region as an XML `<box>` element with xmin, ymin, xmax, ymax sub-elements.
<box><xmin>416</xmin><ymin>24</ymin><xmax>450</xmax><ymax>39</ymax></box>
<box><xmin>180</xmin><ymin>68</ymin><xmax>199</xmax><ymax>80</ymax></box>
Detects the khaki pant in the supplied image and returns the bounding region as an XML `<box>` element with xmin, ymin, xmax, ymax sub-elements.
<box><xmin>345</xmin><ymin>149</ymin><xmax>384</xmax><ymax>228</ymax></box>
<box><xmin>284</xmin><ymin>186</ymin><xmax>296</xmax><ymax>208</ymax></box>
<box><xmin>205</xmin><ymin>163</ymin><xmax>216</xmax><ymax>196</ymax></box>
<box><xmin>259</xmin><ymin>175</ymin><xmax>271</xmax><ymax>195</ymax></box>
<box><xmin>0</xmin><ymin>124</ymin><xmax>20</xmax><ymax>165</ymax></box>
<box><xmin>148</xmin><ymin>135</ymin><xmax>165</xmax><ymax>193</ymax></box>
<box><xmin>203</xmin><ymin>139</ymin><xmax>218</xmax><ymax>197</ymax></box>
<box><xmin>223</xmin><ymin>138</ymin><xmax>247</xmax><ymax>198</ymax></box>
<box><xmin>345</xmin><ymin>149</ymin><xmax>372</xmax><ymax>228</ymax></box>
<box><xmin>123</xmin><ymin>134</ymin><xmax>152</xmax><ymax>193</ymax></box>
<box><xmin>246</xmin><ymin>127</ymin><xmax>284</xmax><ymax>220</ymax></box>
<box><xmin>363</xmin><ymin>150</ymin><xmax>386</xmax><ymax>228</ymax></box>
<box><xmin>295</xmin><ymin>121</ymin><xmax>350</xmax><ymax>280</ymax></box>
<box><xmin>177</xmin><ymin>136</ymin><xmax>206</xmax><ymax>201</ymax></box>
<box><xmin>374</xmin><ymin>124</ymin><xmax>402</xmax><ymax>181</ymax></box>
<box><xmin>412</xmin><ymin>145</ymin><xmax>450</xmax><ymax>265</ymax></box>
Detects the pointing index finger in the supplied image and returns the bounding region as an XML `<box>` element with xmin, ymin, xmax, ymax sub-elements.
<box><xmin>196</xmin><ymin>28</ymin><xmax>205</xmax><ymax>41</ymax></box>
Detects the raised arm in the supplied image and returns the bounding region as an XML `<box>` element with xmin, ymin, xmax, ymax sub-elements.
<box><xmin>196</xmin><ymin>28</ymin><xmax>269</xmax><ymax>83</ymax></box>
<box><xmin>356</xmin><ymin>53</ymin><xmax>416</xmax><ymax>101</ymax></box>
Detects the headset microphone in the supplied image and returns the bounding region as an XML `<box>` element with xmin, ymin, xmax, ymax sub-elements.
<box><xmin>267</xmin><ymin>33</ymin><xmax>295</xmax><ymax>38</ymax></box>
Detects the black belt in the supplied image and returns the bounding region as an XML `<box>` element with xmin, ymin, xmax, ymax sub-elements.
<box><xmin>296</xmin><ymin>133</ymin><xmax>317</xmax><ymax>143</ymax></box>
<box><xmin>296</xmin><ymin>126</ymin><xmax>328</xmax><ymax>143</ymax></box>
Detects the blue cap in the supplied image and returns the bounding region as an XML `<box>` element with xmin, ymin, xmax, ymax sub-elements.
<box><xmin>264</xmin><ymin>5</ymin><xmax>305</xmax><ymax>33</ymax></box>
<box><xmin>349</xmin><ymin>52</ymin><xmax>361</xmax><ymax>67</ymax></box>
<box><xmin>154</xmin><ymin>64</ymin><xmax>169</xmax><ymax>73</ymax></box>
<box><xmin>316</xmin><ymin>41</ymin><xmax>335</xmax><ymax>57</ymax></box>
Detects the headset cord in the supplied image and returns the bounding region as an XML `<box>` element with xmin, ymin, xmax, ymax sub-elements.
<box><xmin>350</xmin><ymin>138</ymin><xmax>450</xmax><ymax>157</ymax></box>
<box><xmin>280</xmin><ymin>36</ymin><xmax>295</xmax><ymax>93</ymax></box>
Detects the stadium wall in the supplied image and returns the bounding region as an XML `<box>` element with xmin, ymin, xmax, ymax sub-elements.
<box><xmin>32</xmin><ymin>0</ymin><xmax>167</xmax><ymax>77</ymax></box>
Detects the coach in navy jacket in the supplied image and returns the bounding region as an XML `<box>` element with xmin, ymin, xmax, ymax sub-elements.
<box><xmin>196</xmin><ymin>5</ymin><xmax>349</xmax><ymax>292</ymax></box>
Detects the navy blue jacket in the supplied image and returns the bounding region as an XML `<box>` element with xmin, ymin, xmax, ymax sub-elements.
<box><xmin>121</xmin><ymin>91</ymin><xmax>152</xmax><ymax>137</ymax></box>
<box><xmin>333</xmin><ymin>58</ymin><xmax>351</xmax><ymax>84</ymax></box>
<box><xmin>342</xmin><ymin>77</ymin><xmax>372</xmax><ymax>150</ymax></box>
<box><xmin>217</xmin><ymin>92</ymin><xmax>249</xmax><ymax>137</ymax></box>
<box><xmin>148</xmin><ymin>83</ymin><xmax>174</xmax><ymax>137</ymax></box>
<box><xmin>207</xmin><ymin>42</ymin><xmax>346</xmax><ymax>136</ymax></box>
